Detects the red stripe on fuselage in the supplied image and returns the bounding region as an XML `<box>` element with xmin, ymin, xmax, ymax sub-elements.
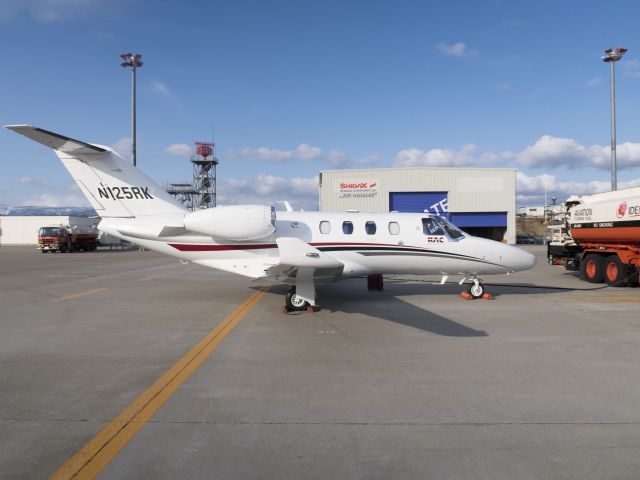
<box><xmin>168</xmin><ymin>241</ymin><xmax>410</xmax><ymax>252</ymax></box>
<box><xmin>168</xmin><ymin>243</ymin><xmax>278</xmax><ymax>251</ymax></box>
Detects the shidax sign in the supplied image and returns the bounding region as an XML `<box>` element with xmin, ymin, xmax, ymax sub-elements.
<box><xmin>336</xmin><ymin>180</ymin><xmax>379</xmax><ymax>199</ymax></box>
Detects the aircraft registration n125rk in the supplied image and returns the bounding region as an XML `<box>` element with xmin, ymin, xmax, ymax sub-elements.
<box><xmin>6</xmin><ymin>125</ymin><xmax>536</xmax><ymax>310</ymax></box>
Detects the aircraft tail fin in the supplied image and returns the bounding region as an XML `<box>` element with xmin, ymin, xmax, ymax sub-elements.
<box><xmin>6</xmin><ymin>125</ymin><xmax>186</xmax><ymax>218</ymax></box>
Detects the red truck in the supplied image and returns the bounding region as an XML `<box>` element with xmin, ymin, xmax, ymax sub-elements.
<box><xmin>37</xmin><ymin>225</ymin><xmax>99</xmax><ymax>253</ymax></box>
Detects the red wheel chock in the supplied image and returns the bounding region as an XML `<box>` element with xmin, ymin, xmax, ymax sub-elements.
<box><xmin>482</xmin><ymin>293</ymin><xmax>494</xmax><ymax>300</ymax></box>
<box><xmin>459</xmin><ymin>291</ymin><xmax>474</xmax><ymax>300</ymax></box>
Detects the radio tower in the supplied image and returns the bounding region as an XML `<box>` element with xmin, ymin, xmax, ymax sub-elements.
<box><xmin>192</xmin><ymin>140</ymin><xmax>218</xmax><ymax>208</ymax></box>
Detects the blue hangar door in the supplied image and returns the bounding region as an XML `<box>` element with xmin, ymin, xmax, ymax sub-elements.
<box><xmin>389</xmin><ymin>192</ymin><xmax>507</xmax><ymax>241</ymax></box>
<box><xmin>389</xmin><ymin>192</ymin><xmax>449</xmax><ymax>216</ymax></box>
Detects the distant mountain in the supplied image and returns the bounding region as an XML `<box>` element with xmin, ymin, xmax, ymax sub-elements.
<box><xmin>2</xmin><ymin>206</ymin><xmax>98</xmax><ymax>217</ymax></box>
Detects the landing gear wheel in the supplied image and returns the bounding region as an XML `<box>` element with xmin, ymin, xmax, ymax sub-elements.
<box><xmin>468</xmin><ymin>281</ymin><xmax>485</xmax><ymax>299</ymax></box>
<box><xmin>285</xmin><ymin>287</ymin><xmax>310</xmax><ymax>311</ymax></box>
<box><xmin>604</xmin><ymin>256</ymin><xmax>627</xmax><ymax>287</ymax></box>
<box><xmin>581</xmin><ymin>253</ymin><xmax>604</xmax><ymax>283</ymax></box>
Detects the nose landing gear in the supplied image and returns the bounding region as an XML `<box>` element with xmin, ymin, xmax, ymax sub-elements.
<box><xmin>460</xmin><ymin>276</ymin><xmax>493</xmax><ymax>300</ymax></box>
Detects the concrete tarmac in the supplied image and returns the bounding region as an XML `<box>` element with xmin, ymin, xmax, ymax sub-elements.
<box><xmin>1</xmin><ymin>246</ymin><xmax>640</xmax><ymax>479</ymax></box>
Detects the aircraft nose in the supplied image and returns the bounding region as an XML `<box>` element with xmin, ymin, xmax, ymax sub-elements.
<box><xmin>508</xmin><ymin>246</ymin><xmax>536</xmax><ymax>272</ymax></box>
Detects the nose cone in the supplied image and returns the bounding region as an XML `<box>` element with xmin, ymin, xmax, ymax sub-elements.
<box><xmin>504</xmin><ymin>245</ymin><xmax>536</xmax><ymax>272</ymax></box>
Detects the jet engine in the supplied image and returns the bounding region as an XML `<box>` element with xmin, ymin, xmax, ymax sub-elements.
<box><xmin>183</xmin><ymin>205</ymin><xmax>276</xmax><ymax>241</ymax></box>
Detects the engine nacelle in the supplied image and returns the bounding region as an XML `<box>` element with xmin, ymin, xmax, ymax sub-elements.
<box><xmin>183</xmin><ymin>205</ymin><xmax>276</xmax><ymax>241</ymax></box>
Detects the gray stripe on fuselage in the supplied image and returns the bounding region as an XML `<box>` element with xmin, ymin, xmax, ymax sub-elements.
<box><xmin>356</xmin><ymin>251</ymin><xmax>509</xmax><ymax>268</ymax></box>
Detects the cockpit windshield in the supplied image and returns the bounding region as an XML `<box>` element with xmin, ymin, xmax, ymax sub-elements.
<box><xmin>39</xmin><ymin>227</ymin><xmax>61</xmax><ymax>236</ymax></box>
<box><xmin>422</xmin><ymin>216</ymin><xmax>465</xmax><ymax>240</ymax></box>
<box><xmin>433</xmin><ymin>216</ymin><xmax>465</xmax><ymax>239</ymax></box>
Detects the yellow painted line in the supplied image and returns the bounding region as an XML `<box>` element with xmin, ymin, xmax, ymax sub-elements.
<box><xmin>50</xmin><ymin>286</ymin><xmax>269</xmax><ymax>480</ymax></box>
<box><xmin>54</xmin><ymin>288</ymin><xmax>108</xmax><ymax>303</ymax></box>
<box><xmin>139</xmin><ymin>274</ymin><xmax>166</xmax><ymax>282</ymax></box>
<box><xmin>184</xmin><ymin>266</ymin><xmax>199</xmax><ymax>272</ymax></box>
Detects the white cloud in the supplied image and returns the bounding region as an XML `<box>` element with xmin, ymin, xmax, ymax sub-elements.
<box><xmin>355</xmin><ymin>154</ymin><xmax>380</xmax><ymax>166</ymax></box>
<box><xmin>622</xmin><ymin>59</ymin><xmax>640</xmax><ymax>78</ymax></box>
<box><xmin>0</xmin><ymin>0</ymin><xmax>104</xmax><ymax>24</ymax></box>
<box><xmin>111</xmin><ymin>137</ymin><xmax>131</xmax><ymax>157</ymax></box>
<box><xmin>435</xmin><ymin>42</ymin><xmax>478</xmax><ymax>58</ymax></box>
<box><xmin>516</xmin><ymin>171</ymin><xmax>640</xmax><ymax>202</ymax></box>
<box><xmin>217</xmin><ymin>174</ymin><xmax>319</xmax><ymax>211</ymax></box>
<box><xmin>517</xmin><ymin>135</ymin><xmax>589</xmax><ymax>168</ymax></box>
<box><xmin>496</xmin><ymin>83</ymin><xmax>511</xmax><ymax>91</ymax></box>
<box><xmin>394</xmin><ymin>144</ymin><xmax>478</xmax><ymax>167</ymax></box>
<box><xmin>392</xmin><ymin>135</ymin><xmax>640</xmax><ymax>171</ymax></box>
<box><xmin>240</xmin><ymin>144</ymin><xmax>323</xmax><ymax>162</ymax></box>
<box><xmin>20</xmin><ymin>192</ymin><xmax>89</xmax><ymax>207</ymax></box>
<box><xmin>165</xmin><ymin>143</ymin><xmax>191</xmax><ymax>157</ymax></box>
<box><xmin>585</xmin><ymin>77</ymin><xmax>602</xmax><ymax>88</ymax></box>
<box><xmin>19</xmin><ymin>181</ymin><xmax>90</xmax><ymax>207</ymax></box>
<box><xmin>152</xmin><ymin>80</ymin><xmax>172</xmax><ymax>98</ymax></box>
<box><xmin>533</xmin><ymin>87</ymin><xmax>548</xmax><ymax>98</ymax></box>
<box><xmin>327</xmin><ymin>150</ymin><xmax>348</xmax><ymax>167</ymax></box>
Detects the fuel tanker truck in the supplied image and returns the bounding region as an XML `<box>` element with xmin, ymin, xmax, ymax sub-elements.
<box><xmin>547</xmin><ymin>186</ymin><xmax>640</xmax><ymax>286</ymax></box>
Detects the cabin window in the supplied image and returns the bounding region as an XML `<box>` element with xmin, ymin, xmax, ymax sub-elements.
<box><xmin>422</xmin><ymin>218</ymin><xmax>445</xmax><ymax>236</ymax></box>
<box><xmin>365</xmin><ymin>221</ymin><xmax>377</xmax><ymax>235</ymax></box>
<box><xmin>342</xmin><ymin>221</ymin><xmax>354</xmax><ymax>234</ymax></box>
<box><xmin>388</xmin><ymin>222</ymin><xmax>400</xmax><ymax>235</ymax></box>
<box><xmin>319</xmin><ymin>221</ymin><xmax>331</xmax><ymax>234</ymax></box>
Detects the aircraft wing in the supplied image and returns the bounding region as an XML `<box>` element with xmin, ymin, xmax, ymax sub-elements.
<box><xmin>262</xmin><ymin>237</ymin><xmax>344</xmax><ymax>283</ymax></box>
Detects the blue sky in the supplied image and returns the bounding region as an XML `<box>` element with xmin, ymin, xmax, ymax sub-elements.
<box><xmin>2</xmin><ymin>0</ymin><xmax>640</xmax><ymax>210</ymax></box>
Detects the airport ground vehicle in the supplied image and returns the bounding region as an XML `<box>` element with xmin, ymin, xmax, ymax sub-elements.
<box><xmin>547</xmin><ymin>187</ymin><xmax>640</xmax><ymax>286</ymax></box>
<box><xmin>37</xmin><ymin>225</ymin><xmax>99</xmax><ymax>253</ymax></box>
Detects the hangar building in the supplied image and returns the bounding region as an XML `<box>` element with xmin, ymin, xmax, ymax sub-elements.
<box><xmin>0</xmin><ymin>216</ymin><xmax>96</xmax><ymax>246</ymax></box>
<box><xmin>319</xmin><ymin>167</ymin><xmax>517</xmax><ymax>244</ymax></box>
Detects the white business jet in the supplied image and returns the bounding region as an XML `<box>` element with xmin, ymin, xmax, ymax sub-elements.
<box><xmin>6</xmin><ymin>125</ymin><xmax>536</xmax><ymax>310</ymax></box>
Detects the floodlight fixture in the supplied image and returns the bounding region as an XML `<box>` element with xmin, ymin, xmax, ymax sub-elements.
<box><xmin>601</xmin><ymin>48</ymin><xmax>627</xmax><ymax>191</ymax></box>
<box><xmin>120</xmin><ymin>53</ymin><xmax>143</xmax><ymax>167</ymax></box>
<box><xmin>602</xmin><ymin>47</ymin><xmax>627</xmax><ymax>63</ymax></box>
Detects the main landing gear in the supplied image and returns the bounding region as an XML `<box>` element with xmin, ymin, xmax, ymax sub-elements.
<box><xmin>282</xmin><ymin>284</ymin><xmax>315</xmax><ymax>313</ymax></box>
<box><xmin>285</xmin><ymin>287</ymin><xmax>313</xmax><ymax>312</ymax></box>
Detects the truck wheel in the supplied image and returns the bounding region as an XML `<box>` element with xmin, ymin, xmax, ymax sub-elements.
<box><xmin>581</xmin><ymin>254</ymin><xmax>604</xmax><ymax>283</ymax></box>
<box><xmin>605</xmin><ymin>256</ymin><xmax>628</xmax><ymax>287</ymax></box>
<box><xmin>60</xmin><ymin>243</ymin><xmax>68</xmax><ymax>253</ymax></box>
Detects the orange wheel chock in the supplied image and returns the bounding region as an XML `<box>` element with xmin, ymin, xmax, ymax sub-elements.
<box><xmin>459</xmin><ymin>292</ymin><xmax>474</xmax><ymax>300</ymax></box>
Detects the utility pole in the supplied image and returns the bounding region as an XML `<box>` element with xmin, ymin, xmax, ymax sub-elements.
<box><xmin>120</xmin><ymin>53</ymin><xmax>143</xmax><ymax>167</ymax></box>
<box><xmin>601</xmin><ymin>48</ymin><xmax>627</xmax><ymax>191</ymax></box>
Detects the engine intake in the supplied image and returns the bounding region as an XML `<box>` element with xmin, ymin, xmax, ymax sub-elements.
<box><xmin>183</xmin><ymin>205</ymin><xmax>276</xmax><ymax>241</ymax></box>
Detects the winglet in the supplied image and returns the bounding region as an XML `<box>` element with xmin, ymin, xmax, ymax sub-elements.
<box><xmin>5</xmin><ymin>125</ymin><xmax>107</xmax><ymax>155</ymax></box>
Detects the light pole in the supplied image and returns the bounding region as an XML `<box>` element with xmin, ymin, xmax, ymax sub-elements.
<box><xmin>601</xmin><ymin>47</ymin><xmax>627</xmax><ymax>191</ymax></box>
<box><xmin>120</xmin><ymin>53</ymin><xmax>143</xmax><ymax>167</ymax></box>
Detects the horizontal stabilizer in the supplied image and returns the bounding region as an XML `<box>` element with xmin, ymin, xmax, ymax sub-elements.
<box><xmin>5</xmin><ymin>125</ymin><xmax>107</xmax><ymax>155</ymax></box>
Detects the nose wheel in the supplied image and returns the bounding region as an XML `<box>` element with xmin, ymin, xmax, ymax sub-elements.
<box><xmin>460</xmin><ymin>277</ymin><xmax>492</xmax><ymax>300</ymax></box>
<box><xmin>468</xmin><ymin>279</ymin><xmax>485</xmax><ymax>299</ymax></box>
